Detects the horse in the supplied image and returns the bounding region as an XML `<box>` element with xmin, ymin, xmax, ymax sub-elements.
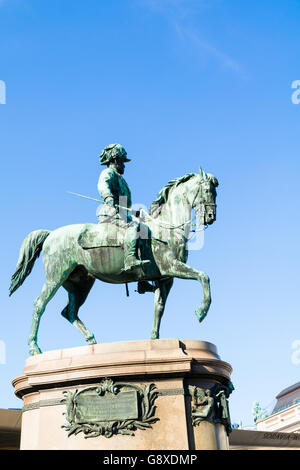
<box><xmin>9</xmin><ymin>168</ymin><xmax>218</xmax><ymax>355</ymax></box>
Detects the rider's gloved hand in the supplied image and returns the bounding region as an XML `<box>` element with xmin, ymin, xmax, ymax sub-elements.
<box><xmin>104</xmin><ymin>196</ymin><xmax>115</xmax><ymax>207</ymax></box>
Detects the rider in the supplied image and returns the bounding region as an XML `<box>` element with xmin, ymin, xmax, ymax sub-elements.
<box><xmin>97</xmin><ymin>143</ymin><xmax>150</xmax><ymax>274</ymax></box>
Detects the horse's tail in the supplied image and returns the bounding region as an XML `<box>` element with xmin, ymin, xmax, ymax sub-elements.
<box><xmin>9</xmin><ymin>230</ymin><xmax>51</xmax><ymax>296</ymax></box>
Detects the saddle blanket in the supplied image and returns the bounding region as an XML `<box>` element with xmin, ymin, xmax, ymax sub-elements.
<box><xmin>78</xmin><ymin>222</ymin><xmax>125</xmax><ymax>248</ymax></box>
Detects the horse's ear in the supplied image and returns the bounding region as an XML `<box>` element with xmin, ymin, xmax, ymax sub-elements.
<box><xmin>200</xmin><ymin>168</ymin><xmax>209</xmax><ymax>180</ymax></box>
<box><xmin>207</xmin><ymin>173</ymin><xmax>219</xmax><ymax>187</ymax></box>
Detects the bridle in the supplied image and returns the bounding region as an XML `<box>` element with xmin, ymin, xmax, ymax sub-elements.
<box><xmin>143</xmin><ymin>177</ymin><xmax>216</xmax><ymax>233</ymax></box>
<box><xmin>109</xmin><ymin>176</ymin><xmax>216</xmax><ymax>233</ymax></box>
<box><xmin>188</xmin><ymin>177</ymin><xmax>216</xmax><ymax>233</ymax></box>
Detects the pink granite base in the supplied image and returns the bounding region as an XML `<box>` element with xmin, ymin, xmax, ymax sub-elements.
<box><xmin>13</xmin><ymin>339</ymin><xmax>232</xmax><ymax>450</ymax></box>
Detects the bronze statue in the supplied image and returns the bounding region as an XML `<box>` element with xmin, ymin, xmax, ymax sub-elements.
<box><xmin>191</xmin><ymin>383</ymin><xmax>234</xmax><ymax>434</ymax></box>
<box><xmin>192</xmin><ymin>389</ymin><xmax>215</xmax><ymax>423</ymax></box>
<box><xmin>9</xmin><ymin>144</ymin><xmax>219</xmax><ymax>355</ymax></box>
<box><xmin>97</xmin><ymin>144</ymin><xmax>150</xmax><ymax>274</ymax></box>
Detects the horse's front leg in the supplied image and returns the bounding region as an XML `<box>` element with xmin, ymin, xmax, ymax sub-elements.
<box><xmin>151</xmin><ymin>278</ymin><xmax>174</xmax><ymax>340</ymax></box>
<box><xmin>161</xmin><ymin>260</ymin><xmax>211</xmax><ymax>323</ymax></box>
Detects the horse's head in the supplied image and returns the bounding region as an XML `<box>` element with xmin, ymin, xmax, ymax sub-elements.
<box><xmin>189</xmin><ymin>168</ymin><xmax>219</xmax><ymax>226</ymax></box>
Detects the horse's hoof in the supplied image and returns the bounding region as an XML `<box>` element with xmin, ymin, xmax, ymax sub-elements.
<box><xmin>29</xmin><ymin>345</ymin><xmax>42</xmax><ymax>355</ymax></box>
<box><xmin>87</xmin><ymin>338</ymin><xmax>97</xmax><ymax>345</ymax></box>
<box><xmin>195</xmin><ymin>309</ymin><xmax>207</xmax><ymax>323</ymax></box>
<box><xmin>151</xmin><ymin>332</ymin><xmax>159</xmax><ymax>340</ymax></box>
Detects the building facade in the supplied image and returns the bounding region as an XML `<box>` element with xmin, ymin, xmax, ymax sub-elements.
<box><xmin>256</xmin><ymin>382</ymin><xmax>300</xmax><ymax>433</ymax></box>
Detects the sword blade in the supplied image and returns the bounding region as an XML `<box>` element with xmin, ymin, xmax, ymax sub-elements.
<box><xmin>67</xmin><ymin>191</ymin><xmax>102</xmax><ymax>203</ymax></box>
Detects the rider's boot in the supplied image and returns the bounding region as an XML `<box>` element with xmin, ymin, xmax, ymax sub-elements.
<box><xmin>122</xmin><ymin>240</ymin><xmax>150</xmax><ymax>274</ymax></box>
<box><xmin>137</xmin><ymin>280</ymin><xmax>156</xmax><ymax>294</ymax></box>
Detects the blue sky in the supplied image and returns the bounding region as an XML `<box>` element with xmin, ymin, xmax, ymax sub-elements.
<box><xmin>0</xmin><ymin>0</ymin><xmax>300</xmax><ymax>427</ymax></box>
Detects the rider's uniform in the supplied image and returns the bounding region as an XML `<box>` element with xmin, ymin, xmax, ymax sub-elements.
<box><xmin>97</xmin><ymin>143</ymin><xmax>150</xmax><ymax>273</ymax></box>
<box><xmin>98</xmin><ymin>167</ymin><xmax>132</xmax><ymax>216</ymax></box>
<box><xmin>97</xmin><ymin>165</ymin><xmax>150</xmax><ymax>274</ymax></box>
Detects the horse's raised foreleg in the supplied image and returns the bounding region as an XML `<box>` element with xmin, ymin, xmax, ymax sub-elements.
<box><xmin>151</xmin><ymin>278</ymin><xmax>174</xmax><ymax>340</ymax></box>
<box><xmin>162</xmin><ymin>260</ymin><xmax>211</xmax><ymax>323</ymax></box>
<box><xmin>61</xmin><ymin>275</ymin><xmax>96</xmax><ymax>345</ymax></box>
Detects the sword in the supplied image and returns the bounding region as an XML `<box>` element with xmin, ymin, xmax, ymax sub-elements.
<box><xmin>67</xmin><ymin>191</ymin><xmax>102</xmax><ymax>203</ymax></box>
<box><xmin>68</xmin><ymin>190</ymin><xmax>132</xmax><ymax>299</ymax></box>
<box><xmin>67</xmin><ymin>191</ymin><xmax>134</xmax><ymax>216</ymax></box>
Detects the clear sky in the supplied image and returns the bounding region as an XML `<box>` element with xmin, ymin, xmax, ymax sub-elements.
<box><xmin>1</xmin><ymin>0</ymin><xmax>300</xmax><ymax>427</ymax></box>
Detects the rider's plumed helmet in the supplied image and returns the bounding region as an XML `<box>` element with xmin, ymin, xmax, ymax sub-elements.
<box><xmin>99</xmin><ymin>143</ymin><xmax>131</xmax><ymax>165</ymax></box>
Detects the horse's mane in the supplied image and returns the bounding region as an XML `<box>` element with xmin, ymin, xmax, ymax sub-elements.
<box><xmin>149</xmin><ymin>173</ymin><xmax>196</xmax><ymax>217</ymax></box>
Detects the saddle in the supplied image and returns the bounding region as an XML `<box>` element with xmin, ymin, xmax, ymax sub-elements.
<box><xmin>78</xmin><ymin>222</ymin><xmax>125</xmax><ymax>249</ymax></box>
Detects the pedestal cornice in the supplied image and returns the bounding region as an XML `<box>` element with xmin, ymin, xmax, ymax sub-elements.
<box><xmin>13</xmin><ymin>339</ymin><xmax>232</xmax><ymax>398</ymax></box>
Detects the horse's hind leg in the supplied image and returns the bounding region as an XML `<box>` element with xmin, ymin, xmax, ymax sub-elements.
<box><xmin>28</xmin><ymin>280</ymin><xmax>61</xmax><ymax>355</ymax></box>
<box><xmin>151</xmin><ymin>278</ymin><xmax>173</xmax><ymax>340</ymax></box>
<box><xmin>28</xmin><ymin>259</ymin><xmax>77</xmax><ymax>355</ymax></box>
<box><xmin>61</xmin><ymin>274</ymin><xmax>96</xmax><ymax>345</ymax></box>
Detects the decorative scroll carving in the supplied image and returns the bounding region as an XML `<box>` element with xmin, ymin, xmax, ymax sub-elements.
<box><xmin>61</xmin><ymin>378</ymin><xmax>159</xmax><ymax>439</ymax></box>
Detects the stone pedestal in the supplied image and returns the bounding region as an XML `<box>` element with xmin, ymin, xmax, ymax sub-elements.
<box><xmin>12</xmin><ymin>339</ymin><xmax>233</xmax><ymax>450</ymax></box>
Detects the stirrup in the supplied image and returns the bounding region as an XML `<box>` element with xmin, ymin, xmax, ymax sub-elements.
<box><xmin>137</xmin><ymin>280</ymin><xmax>156</xmax><ymax>294</ymax></box>
<box><xmin>121</xmin><ymin>258</ymin><xmax>150</xmax><ymax>273</ymax></box>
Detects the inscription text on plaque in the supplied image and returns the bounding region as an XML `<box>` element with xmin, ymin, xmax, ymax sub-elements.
<box><xmin>61</xmin><ymin>378</ymin><xmax>159</xmax><ymax>438</ymax></box>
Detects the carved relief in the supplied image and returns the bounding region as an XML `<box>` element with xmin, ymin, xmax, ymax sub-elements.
<box><xmin>61</xmin><ymin>378</ymin><xmax>159</xmax><ymax>438</ymax></box>
<box><xmin>190</xmin><ymin>382</ymin><xmax>234</xmax><ymax>435</ymax></box>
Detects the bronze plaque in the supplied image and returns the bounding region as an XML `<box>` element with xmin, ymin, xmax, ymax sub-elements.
<box><xmin>61</xmin><ymin>379</ymin><xmax>159</xmax><ymax>438</ymax></box>
<box><xmin>74</xmin><ymin>390</ymin><xmax>138</xmax><ymax>423</ymax></box>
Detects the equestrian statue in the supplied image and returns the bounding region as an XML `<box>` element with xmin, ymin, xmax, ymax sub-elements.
<box><xmin>9</xmin><ymin>143</ymin><xmax>219</xmax><ymax>356</ymax></box>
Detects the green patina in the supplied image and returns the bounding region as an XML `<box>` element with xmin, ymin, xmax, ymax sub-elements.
<box><xmin>61</xmin><ymin>378</ymin><xmax>159</xmax><ymax>439</ymax></box>
<box><xmin>9</xmin><ymin>144</ymin><xmax>219</xmax><ymax>356</ymax></box>
<box><xmin>191</xmin><ymin>382</ymin><xmax>234</xmax><ymax>435</ymax></box>
<box><xmin>252</xmin><ymin>402</ymin><xmax>269</xmax><ymax>423</ymax></box>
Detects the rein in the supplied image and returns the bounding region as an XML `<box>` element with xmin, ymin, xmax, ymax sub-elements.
<box><xmin>69</xmin><ymin>175</ymin><xmax>215</xmax><ymax>234</ymax></box>
<box><xmin>116</xmin><ymin>177</ymin><xmax>213</xmax><ymax>233</ymax></box>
